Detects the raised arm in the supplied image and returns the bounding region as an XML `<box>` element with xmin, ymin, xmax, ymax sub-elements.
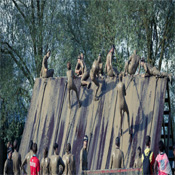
<box><xmin>75</xmin><ymin>62</ymin><xmax>80</xmax><ymax>74</ymax></box>
<box><xmin>154</xmin><ymin>160</ymin><xmax>158</xmax><ymax>174</ymax></box>
<box><xmin>59</xmin><ymin>157</ymin><xmax>65</xmax><ymax>174</ymax></box>
<box><xmin>123</xmin><ymin>84</ymin><xmax>126</xmax><ymax>96</ymax></box>
<box><xmin>80</xmin><ymin>149</ymin><xmax>83</xmax><ymax>172</ymax></box>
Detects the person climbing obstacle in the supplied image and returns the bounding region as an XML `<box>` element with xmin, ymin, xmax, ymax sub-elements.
<box><xmin>116</xmin><ymin>73</ymin><xmax>131</xmax><ymax>136</ymax></box>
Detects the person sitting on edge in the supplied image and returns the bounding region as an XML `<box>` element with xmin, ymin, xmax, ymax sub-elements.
<box><xmin>105</xmin><ymin>45</ymin><xmax>118</xmax><ymax>78</ymax></box>
<box><xmin>40</xmin><ymin>50</ymin><xmax>54</xmax><ymax>78</ymax></box>
<box><xmin>76</xmin><ymin>53</ymin><xmax>91</xmax><ymax>89</ymax></box>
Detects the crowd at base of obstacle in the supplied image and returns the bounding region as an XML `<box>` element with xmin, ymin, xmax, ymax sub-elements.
<box><xmin>4</xmin><ymin>135</ymin><xmax>175</xmax><ymax>175</ymax></box>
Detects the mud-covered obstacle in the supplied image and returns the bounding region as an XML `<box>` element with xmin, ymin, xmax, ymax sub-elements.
<box><xmin>19</xmin><ymin>76</ymin><xmax>167</xmax><ymax>174</ymax></box>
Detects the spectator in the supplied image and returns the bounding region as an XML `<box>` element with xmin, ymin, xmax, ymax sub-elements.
<box><xmin>12</xmin><ymin>140</ymin><xmax>21</xmax><ymax>175</ymax></box>
<box><xmin>154</xmin><ymin>140</ymin><xmax>172</xmax><ymax>175</ymax></box>
<box><xmin>21</xmin><ymin>140</ymin><xmax>33</xmax><ymax>174</ymax></box>
<box><xmin>142</xmin><ymin>135</ymin><xmax>155</xmax><ymax>175</ymax></box>
<box><xmin>40</xmin><ymin>147</ymin><xmax>50</xmax><ymax>175</ymax></box>
<box><xmin>62</xmin><ymin>143</ymin><xmax>76</xmax><ymax>175</ymax></box>
<box><xmin>6</xmin><ymin>141</ymin><xmax>12</xmax><ymax>158</ymax></box>
<box><xmin>80</xmin><ymin>135</ymin><xmax>89</xmax><ymax>174</ymax></box>
<box><xmin>134</xmin><ymin>146</ymin><xmax>142</xmax><ymax>168</ymax></box>
<box><xmin>30</xmin><ymin>143</ymin><xmax>40</xmax><ymax>175</ymax></box>
<box><xmin>110</xmin><ymin>137</ymin><xmax>124</xmax><ymax>169</ymax></box>
<box><xmin>50</xmin><ymin>143</ymin><xmax>65</xmax><ymax>175</ymax></box>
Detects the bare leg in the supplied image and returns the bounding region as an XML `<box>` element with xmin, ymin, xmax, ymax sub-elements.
<box><xmin>68</xmin><ymin>89</ymin><xmax>71</xmax><ymax>109</ymax></box>
<box><xmin>47</xmin><ymin>69</ymin><xmax>54</xmax><ymax>78</ymax></box>
<box><xmin>125</xmin><ymin>105</ymin><xmax>131</xmax><ymax>135</ymax></box>
<box><xmin>124</xmin><ymin>61</ymin><xmax>129</xmax><ymax>75</ymax></box>
<box><xmin>81</xmin><ymin>71</ymin><xmax>91</xmax><ymax>88</ymax></box>
<box><xmin>73</xmin><ymin>86</ymin><xmax>81</xmax><ymax>108</ymax></box>
<box><xmin>93</xmin><ymin>77</ymin><xmax>100</xmax><ymax>101</ymax></box>
<box><xmin>119</xmin><ymin>109</ymin><xmax>123</xmax><ymax>136</ymax></box>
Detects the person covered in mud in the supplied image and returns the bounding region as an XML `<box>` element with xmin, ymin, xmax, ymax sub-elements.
<box><xmin>97</xmin><ymin>54</ymin><xmax>104</xmax><ymax>79</ymax></box>
<box><xmin>124</xmin><ymin>50</ymin><xmax>141</xmax><ymax>76</ymax></box>
<box><xmin>40</xmin><ymin>147</ymin><xmax>50</xmax><ymax>175</ymax></box>
<box><xmin>62</xmin><ymin>143</ymin><xmax>76</xmax><ymax>175</ymax></box>
<box><xmin>75</xmin><ymin>53</ymin><xmax>91</xmax><ymax>89</ymax></box>
<box><xmin>75</xmin><ymin>55</ymin><xmax>83</xmax><ymax>77</ymax></box>
<box><xmin>105</xmin><ymin>45</ymin><xmax>118</xmax><ymax>78</ymax></box>
<box><xmin>110</xmin><ymin>137</ymin><xmax>124</xmax><ymax>169</ymax></box>
<box><xmin>140</xmin><ymin>58</ymin><xmax>172</xmax><ymax>83</ymax></box>
<box><xmin>49</xmin><ymin>143</ymin><xmax>65</xmax><ymax>175</ymax></box>
<box><xmin>133</xmin><ymin>146</ymin><xmax>142</xmax><ymax>169</ymax></box>
<box><xmin>40</xmin><ymin>50</ymin><xmax>54</xmax><ymax>78</ymax></box>
<box><xmin>90</xmin><ymin>54</ymin><xmax>103</xmax><ymax>101</ymax></box>
<box><xmin>80</xmin><ymin>135</ymin><xmax>88</xmax><ymax>173</ymax></box>
<box><xmin>12</xmin><ymin>140</ymin><xmax>21</xmax><ymax>175</ymax></box>
<box><xmin>116</xmin><ymin>74</ymin><xmax>131</xmax><ymax>136</ymax></box>
<box><xmin>66</xmin><ymin>62</ymin><xmax>81</xmax><ymax>109</ymax></box>
<box><xmin>21</xmin><ymin>140</ymin><xmax>33</xmax><ymax>174</ymax></box>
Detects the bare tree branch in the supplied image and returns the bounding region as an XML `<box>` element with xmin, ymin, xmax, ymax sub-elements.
<box><xmin>1</xmin><ymin>43</ymin><xmax>34</xmax><ymax>86</ymax></box>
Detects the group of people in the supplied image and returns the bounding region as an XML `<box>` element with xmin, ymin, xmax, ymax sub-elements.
<box><xmin>111</xmin><ymin>135</ymin><xmax>175</xmax><ymax>175</ymax></box>
<box><xmin>40</xmin><ymin>46</ymin><xmax>172</xmax><ymax>137</ymax></box>
<box><xmin>4</xmin><ymin>135</ymin><xmax>175</xmax><ymax>175</ymax></box>
<box><xmin>4</xmin><ymin>135</ymin><xmax>89</xmax><ymax>175</ymax></box>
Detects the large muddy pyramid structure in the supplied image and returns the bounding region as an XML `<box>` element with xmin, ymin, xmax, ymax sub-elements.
<box><xmin>19</xmin><ymin>76</ymin><xmax>167</xmax><ymax>173</ymax></box>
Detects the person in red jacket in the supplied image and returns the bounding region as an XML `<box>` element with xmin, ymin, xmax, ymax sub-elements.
<box><xmin>30</xmin><ymin>143</ymin><xmax>40</xmax><ymax>175</ymax></box>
